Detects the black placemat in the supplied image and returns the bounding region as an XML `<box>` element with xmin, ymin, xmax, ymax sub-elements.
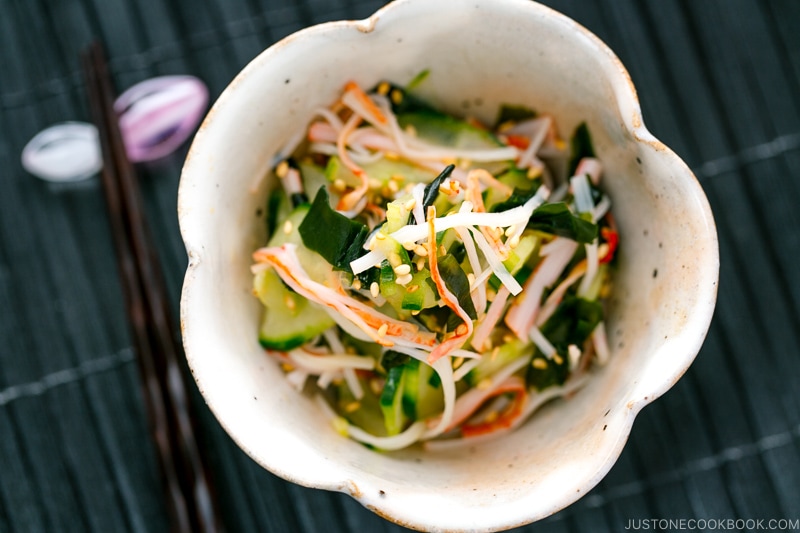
<box><xmin>1</xmin><ymin>1</ymin><xmax>798</xmax><ymax>531</ymax></box>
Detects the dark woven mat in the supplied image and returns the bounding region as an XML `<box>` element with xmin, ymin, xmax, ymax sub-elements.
<box><xmin>1</xmin><ymin>0</ymin><xmax>798</xmax><ymax>531</ymax></box>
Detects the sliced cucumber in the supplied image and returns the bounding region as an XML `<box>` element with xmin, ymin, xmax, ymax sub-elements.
<box><xmin>465</xmin><ymin>338</ymin><xmax>531</xmax><ymax>387</ymax></box>
<box><xmin>325</xmin><ymin>155</ymin><xmax>436</xmax><ymax>189</ymax></box>
<box><xmin>254</xmin><ymin>268</ymin><xmax>334</xmax><ymax>350</ymax></box>
<box><xmin>380</xmin><ymin>365</ymin><xmax>408</xmax><ymax>436</ymax></box>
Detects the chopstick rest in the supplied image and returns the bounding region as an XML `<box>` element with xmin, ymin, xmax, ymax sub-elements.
<box><xmin>23</xmin><ymin>75</ymin><xmax>208</xmax><ymax>182</ymax></box>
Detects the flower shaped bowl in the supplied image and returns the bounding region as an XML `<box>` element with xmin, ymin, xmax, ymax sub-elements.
<box><xmin>178</xmin><ymin>0</ymin><xmax>719</xmax><ymax>530</ymax></box>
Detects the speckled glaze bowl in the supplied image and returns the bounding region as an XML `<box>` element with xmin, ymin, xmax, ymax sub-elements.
<box><xmin>178</xmin><ymin>0</ymin><xmax>719</xmax><ymax>530</ymax></box>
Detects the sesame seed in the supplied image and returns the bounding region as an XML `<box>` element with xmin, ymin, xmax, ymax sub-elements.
<box><xmin>368</xmin><ymin>178</ymin><xmax>382</xmax><ymax>189</ymax></box>
<box><xmin>375</xmin><ymin>232</ymin><xmax>386</xmax><ymax>240</ymax></box>
<box><xmin>405</xmin><ymin>124</ymin><xmax>417</xmax><ymax>137</ymax></box>
<box><xmin>387</xmin><ymin>180</ymin><xmax>399</xmax><ymax>193</ymax></box>
<box><xmin>404</xmin><ymin>198</ymin><xmax>416</xmax><ymax>210</ymax></box>
<box><xmin>452</xmin><ymin>357</ymin><xmax>464</xmax><ymax>369</ymax></box>
<box><xmin>395</xmin><ymin>273</ymin><xmax>413</xmax><ymax>286</ymax></box>
<box><xmin>458</xmin><ymin>159</ymin><xmax>472</xmax><ymax>169</ymax></box>
<box><xmin>439</xmin><ymin>245</ymin><xmax>447</xmax><ymax>256</ymax></box>
<box><xmin>411</xmin><ymin>309</ymin><xmax>421</xmax><ymax>316</ymax></box>
<box><xmin>389</xmin><ymin>252</ymin><xmax>402</xmax><ymax>266</ymax></box>
<box><xmin>370</xmin><ymin>379</ymin><xmax>383</xmax><ymax>395</ymax></box>
<box><xmin>406</xmin><ymin>284</ymin><xmax>420</xmax><ymax>293</ymax></box>
<box><xmin>280</xmin><ymin>363</ymin><xmax>294</xmax><ymax>372</ymax></box>
<box><xmin>490</xmin><ymin>346</ymin><xmax>500</xmax><ymax>360</ymax></box>
<box><xmin>477</xmin><ymin>378</ymin><xmax>492</xmax><ymax>390</ymax></box>
<box><xmin>370</xmin><ymin>282</ymin><xmax>380</xmax><ymax>298</ymax></box>
<box><xmin>415</xmin><ymin>257</ymin><xmax>426</xmax><ymax>271</ymax></box>
<box><xmin>553</xmin><ymin>354</ymin><xmax>564</xmax><ymax>365</ymax></box>
<box><xmin>532</xmin><ymin>358</ymin><xmax>548</xmax><ymax>370</ymax></box>
<box><xmin>503</xmin><ymin>334</ymin><xmax>515</xmax><ymax>343</ymax></box>
<box><xmin>282</xmin><ymin>220</ymin><xmax>293</xmax><ymax>234</ymax></box>
<box><xmin>414</xmin><ymin>244</ymin><xmax>428</xmax><ymax>256</ymax></box>
<box><xmin>527</xmin><ymin>167</ymin><xmax>542</xmax><ymax>179</ymax></box>
<box><xmin>455</xmin><ymin>323</ymin><xmax>469</xmax><ymax>336</ymax></box>
<box><xmin>333</xmin><ymin>178</ymin><xmax>346</xmax><ymax>191</ymax></box>
<box><xmin>384</xmin><ymin>151</ymin><xmax>400</xmax><ymax>160</ymax></box>
<box><xmin>507</xmin><ymin>234</ymin><xmax>520</xmax><ymax>248</ymax></box>
<box><xmin>377</xmin><ymin>81</ymin><xmax>390</xmax><ymax>95</ymax></box>
<box><xmin>401</xmin><ymin>241</ymin><xmax>414</xmax><ymax>251</ymax></box>
<box><xmin>377</xmin><ymin>323</ymin><xmax>389</xmax><ymax>337</ymax></box>
<box><xmin>390</xmin><ymin>88</ymin><xmax>404</xmax><ymax>105</ymax></box>
<box><xmin>276</xmin><ymin>160</ymin><xmax>289</xmax><ymax>178</ymax></box>
<box><xmin>284</xmin><ymin>294</ymin><xmax>296</xmax><ymax>311</ymax></box>
<box><xmin>352</xmin><ymin>279</ymin><xmax>362</xmax><ymax>291</ymax></box>
<box><xmin>484</xmin><ymin>411</ymin><xmax>499</xmax><ymax>424</ymax></box>
<box><xmin>467</xmin><ymin>272</ymin><xmax>476</xmax><ymax>287</ymax></box>
<box><xmin>393</xmin><ymin>264</ymin><xmax>411</xmax><ymax>276</ymax></box>
<box><xmin>505</xmin><ymin>225</ymin><xmax>516</xmax><ymax>237</ymax></box>
<box><xmin>345</xmin><ymin>401</ymin><xmax>361</xmax><ymax>413</ymax></box>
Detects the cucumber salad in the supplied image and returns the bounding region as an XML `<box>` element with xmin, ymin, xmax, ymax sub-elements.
<box><xmin>251</xmin><ymin>76</ymin><xmax>618</xmax><ymax>451</ymax></box>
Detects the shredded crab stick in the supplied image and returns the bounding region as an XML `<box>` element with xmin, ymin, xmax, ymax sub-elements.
<box><xmin>253</xmin><ymin>244</ymin><xmax>436</xmax><ymax>347</ymax></box>
<box><xmin>426</xmin><ymin>206</ymin><xmax>474</xmax><ymax>364</ymax></box>
<box><xmin>251</xmin><ymin>79</ymin><xmax>617</xmax><ymax>450</ymax></box>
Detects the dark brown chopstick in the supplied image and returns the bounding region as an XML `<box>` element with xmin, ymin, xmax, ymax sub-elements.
<box><xmin>81</xmin><ymin>41</ymin><xmax>224</xmax><ymax>533</ymax></box>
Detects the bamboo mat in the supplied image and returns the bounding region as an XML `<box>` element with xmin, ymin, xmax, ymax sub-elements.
<box><xmin>0</xmin><ymin>0</ymin><xmax>798</xmax><ymax>531</ymax></box>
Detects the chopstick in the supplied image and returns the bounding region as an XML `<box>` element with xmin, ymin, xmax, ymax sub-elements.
<box><xmin>81</xmin><ymin>41</ymin><xmax>224</xmax><ymax>533</ymax></box>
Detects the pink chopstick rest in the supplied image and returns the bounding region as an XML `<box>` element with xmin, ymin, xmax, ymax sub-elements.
<box><xmin>21</xmin><ymin>121</ymin><xmax>103</xmax><ymax>182</ymax></box>
<box><xmin>114</xmin><ymin>75</ymin><xmax>209</xmax><ymax>162</ymax></box>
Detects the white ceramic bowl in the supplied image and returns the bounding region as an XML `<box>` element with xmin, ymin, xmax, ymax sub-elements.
<box><xmin>178</xmin><ymin>0</ymin><xmax>719</xmax><ymax>530</ymax></box>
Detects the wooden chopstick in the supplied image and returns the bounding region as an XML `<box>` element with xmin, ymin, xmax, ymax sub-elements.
<box><xmin>81</xmin><ymin>41</ymin><xmax>224</xmax><ymax>533</ymax></box>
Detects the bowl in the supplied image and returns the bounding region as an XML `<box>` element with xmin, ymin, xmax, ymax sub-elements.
<box><xmin>178</xmin><ymin>0</ymin><xmax>719</xmax><ymax>530</ymax></box>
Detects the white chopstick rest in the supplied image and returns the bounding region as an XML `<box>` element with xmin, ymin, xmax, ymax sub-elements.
<box><xmin>21</xmin><ymin>121</ymin><xmax>103</xmax><ymax>182</ymax></box>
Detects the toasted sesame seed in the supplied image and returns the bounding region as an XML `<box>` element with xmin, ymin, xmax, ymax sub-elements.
<box><xmin>387</xmin><ymin>180</ymin><xmax>399</xmax><ymax>193</ymax></box>
<box><xmin>490</xmin><ymin>346</ymin><xmax>500</xmax><ymax>361</ymax></box>
<box><xmin>393</xmin><ymin>264</ymin><xmax>411</xmax><ymax>276</ymax></box>
<box><xmin>455</xmin><ymin>323</ymin><xmax>469</xmax><ymax>336</ymax></box>
<box><xmin>527</xmin><ymin>167</ymin><xmax>542</xmax><ymax>179</ymax></box>
<box><xmin>282</xmin><ymin>220</ymin><xmax>293</xmax><ymax>235</ymax></box>
<box><xmin>370</xmin><ymin>282</ymin><xmax>380</xmax><ymax>298</ymax></box>
<box><xmin>439</xmin><ymin>245</ymin><xmax>447</xmax><ymax>256</ymax></box>
<box><xmin>276</xmin><ymin>160</ymin><xmax>289</xmax><ymax>178</ymax></box>
<box><xmin>452</xmin><ymin>357</ymin><xmax>464</xmax><ymax>369</ymax></box>
<box><xmin>280</xmin><ymin>363</ymin><xmax>294</xmax><ymax>372</ymax></box>
<box><xmin>477</xmin><ymin>378</ymin><xmax>492</xmax><ymax>390</ymax></box>
<box><xmin>390</xmin><ymin>88</ymin><xmax>403</xmax><ymax>105</ymax></box>
<box><xmin>384</xmin><ymin>151</ymin><xmax>400</xmax><ymax>160</ymax></box>
<box><xmin>503</xmin><ymin>334</ymin><xmax>515</xmax><ymax>343</ymax></box>
<box><xmin>414</xmin><ymin>244</ymin><xmax>428</xmax><ymax>256</ymax></box>
<box><xmin>333</xmin><ymin>178</ymin><xmax>346</xmax><ymax>191</ymax></box>
<box><xmin>344</xmin><ymin>401</ymin><xmax>361</xmax><ymax>413</ymax></box>
<box><xmin>553</xmin><ymin>354</ymin><xmax>564</xmax><ymax>365</ymax></box>
<box><xmin>377</xmin><ymin>81</ymin><xmax>390</xmax><ymax>95</ymax></box>
<box><xmin>377</xmin><ymin>323</ymin><xmax>389</xmax><ymax>337</ymax></box>
<box><xmin>484</xmin><ymin>411</ymin><xmax>499</xmax><ymax>424</ymax></box>
<box><xmin>370</xmin><ymin>378</ymin><xmax>383</xmax><ymax>395</ymax></box>
<box><xmin>532</xmin><ymin>358</ymin><xmax>548</xmax><ymax>370</ymax></box>
<box><xmin>406</xmin><ymin>284</ymin><xmax>420</xmax><ymax>293</ymax></box>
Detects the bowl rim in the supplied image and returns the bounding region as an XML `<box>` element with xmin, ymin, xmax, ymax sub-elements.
<box><xmin>178</xmin><ymin>0</ymin><xmax>720</xmax><ymax>530</ymax></box>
